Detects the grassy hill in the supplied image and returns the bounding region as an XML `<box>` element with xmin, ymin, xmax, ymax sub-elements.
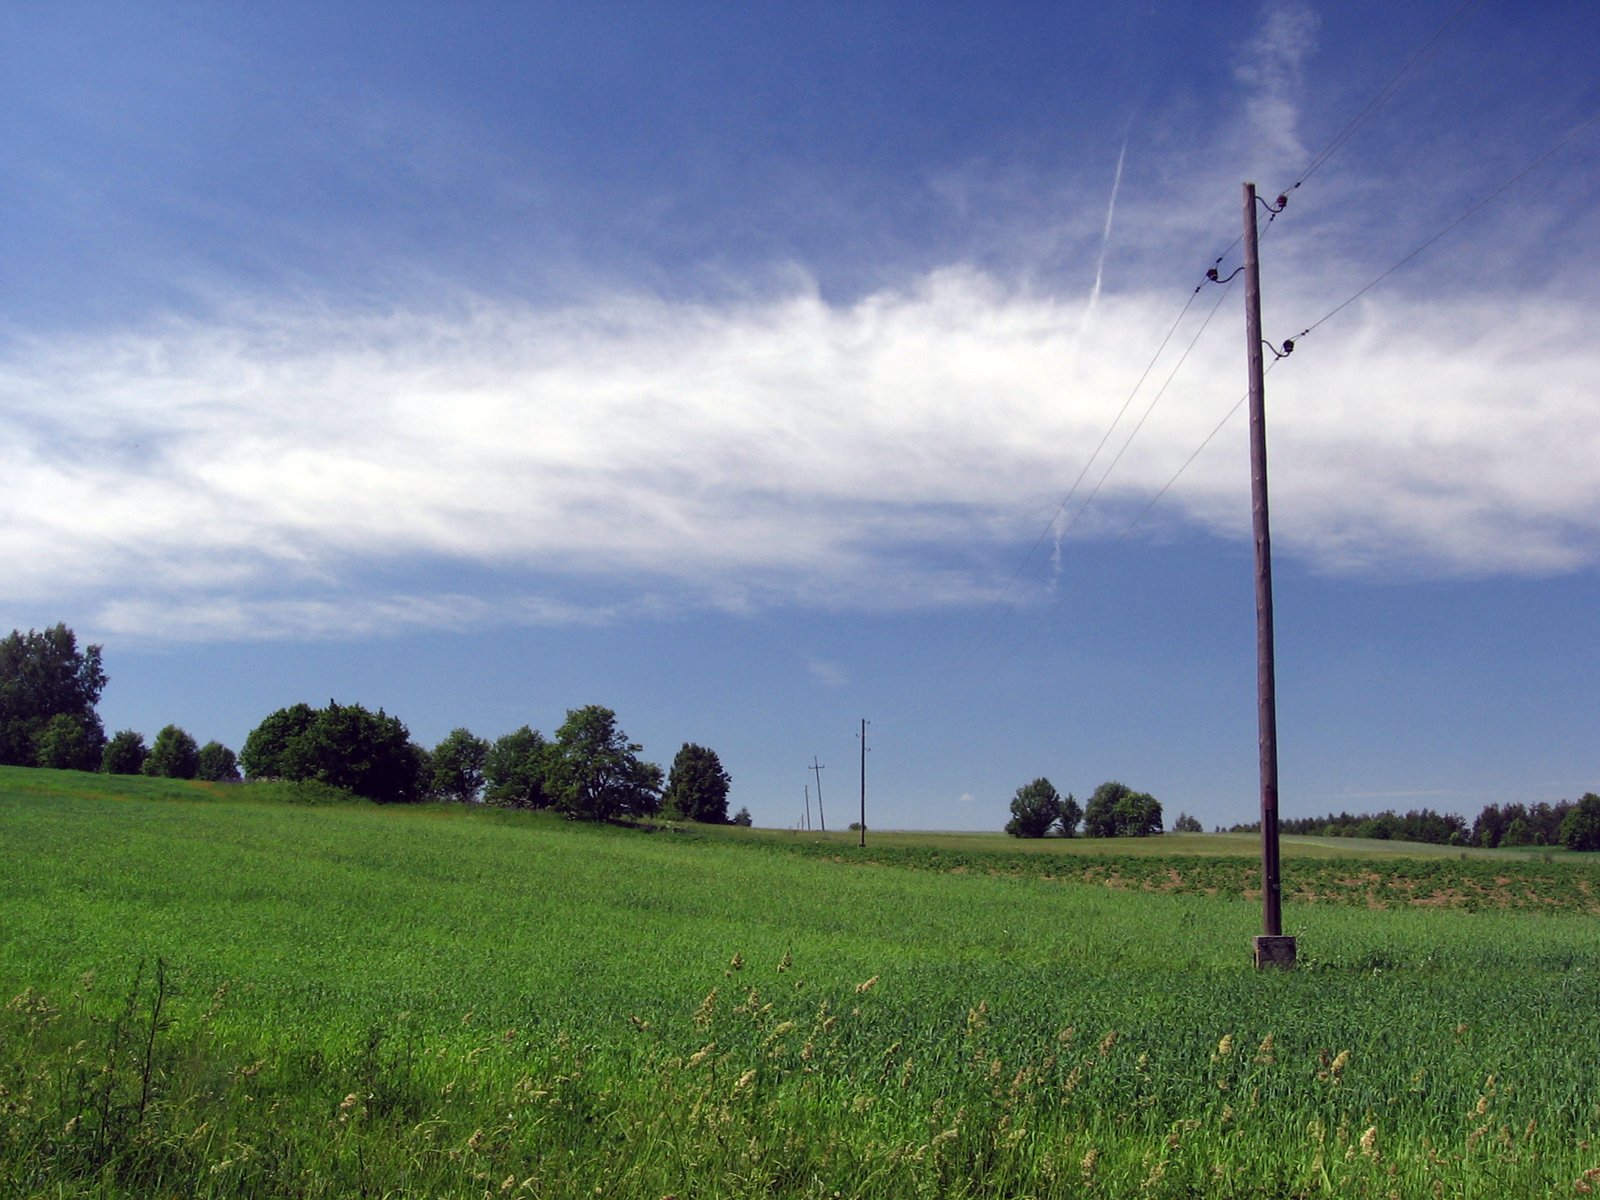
<box><xmin>4</xmin><ymin>767</ymin><xmax>1599</xmax><ymax>1197</ymax></box>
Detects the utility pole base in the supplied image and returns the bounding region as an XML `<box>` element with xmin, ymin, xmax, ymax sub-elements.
<box><xmin>1253</xmin><ymin>936</ymin><xmax>1297</xmax><ymax>969</ymax></box>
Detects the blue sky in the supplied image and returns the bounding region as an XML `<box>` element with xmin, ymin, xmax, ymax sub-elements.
<box><xmin>2</xmin><ymin>2</ymin><xmax>1595</xmax><ymax>830</ymax></box>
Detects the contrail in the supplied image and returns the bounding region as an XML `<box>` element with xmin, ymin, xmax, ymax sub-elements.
<box><xmin>1081</xmin><ymin>136</ymin><xmax>1128</xmax><ymax>328</ymax></box>
<box><xmin>1055</xmin><ymin>135</ymin><xmax>1130</xmax><ymax>588</ymax></box>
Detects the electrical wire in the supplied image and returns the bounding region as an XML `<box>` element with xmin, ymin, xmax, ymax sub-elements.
<box><xmin>1282</xmin><ymin>0</ymin><xmax>1486</xmax><ymax>195</ymax></box>
<box><xmin>891</xmin><ymin>0</ymin><xmax>1521</xmax><ymax>714</ymax></box>
<box><xmin>1291</xmin><ymin>108</ymin><xmax>1600</xmax><ymax>345</ymax></box>
<box><xmin>1112</xmin><ymin>105</ymin><xmax>1600</xmax><ymax>546</ymax></box>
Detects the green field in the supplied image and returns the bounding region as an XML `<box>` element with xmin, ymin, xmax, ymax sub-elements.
<box><xmin>4</xmin><ymin>768</ymin><xmax>1599</xmax><ymax>1198</ymax></box>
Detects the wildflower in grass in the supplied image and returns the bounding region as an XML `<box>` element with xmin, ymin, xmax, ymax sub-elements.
<box><xmin>855</xmin><ymin>975</ymin><xmax>878</xmax><ymax>994</ymax></box>
<box><xmin>734</xmin><ymin>1068</ymin><xmax>756</xmax><ymax>1091</ymax></box>
<box><xmin>1360</xmin><ymin>1126</ymin><xmax>1378</xmax><ymax>1158</ymax></box>
<box><xmin>967</xmin><ymin>1000</ymin><xmax>989</xmax><ymax>1037</ymax></box>
<box><xmin>693</xmin><ymin>988</ymin><xmax>717</xmax><ymax>1030</ymax></box>
<box><xmin>1214</xmin><ymin>1033</ymin><xmax>1234</xmax><ymax>1061</ymax></box>
<box><xmin>1097</xmin><ymin>1030</ymin><xmax>1118</xmax><ymax>1058</ymax></box>
<box><xmin>1253</xmin><ymin>1033</ymin><xmax>1275</xmax><ymax>1064</ymax></box>
<box><xmin>777</xmin><ymin>949</ymin><xmax>792</xmax><ymax>973</ymax></box>
<box><xmin>1080</xmin><ymin>1147</ymin><xmax>1099</xmax><ymax>1181</ymax></box>
<box><xmin>726</xmin><ymin>952</ymin><xmax>744</xmax><ymax>974</ymax></box>
<box><xmin>1319</xmin><ymin>1048</ymin><xmax>1351</xmax><ymax>1083</ymax></box>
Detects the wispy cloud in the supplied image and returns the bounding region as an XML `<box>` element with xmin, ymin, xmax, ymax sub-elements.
<box><xmin>1</xmin><ymin>259</ymin><xmax>1595</xmax><ymax>642</ymax></box>
<box><xmin>1233</xmin><ymin>2</ymin><xmax>1320</xmax><ymax>168</ymax></box>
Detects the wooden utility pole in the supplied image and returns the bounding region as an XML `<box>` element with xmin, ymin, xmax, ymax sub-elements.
<box><xmin>810</xmin><ymin>757</ymin><xmax>826</xmax><ymax>832</ymax></box>
<box><xmin>857</xmin><ymin>719</ymin><xmax>869</xmax><ymax>848</ymax></box>
<box><xmin>1243</xmin><ymin>181</ymin><xmax>1296</xmax><ymax>969</ymax></box>
<box><xmin>804</xmin><ymin>784</ymin><xmax>812</xmax><ymax>832</ymax></box>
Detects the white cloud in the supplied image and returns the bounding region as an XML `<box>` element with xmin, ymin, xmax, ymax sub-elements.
<box><xmin>1</xmin><ymin>257</ymin><xmax>1595</xmax><ymax>642</ymax></box>
<box><xmin>1233</xmin><ymin>2</ymin><xmax>1319</xmax><ymax>167</ymax></box>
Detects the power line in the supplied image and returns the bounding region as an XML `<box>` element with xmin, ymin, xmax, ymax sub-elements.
<box><xmin>1291</xmin><ymin>108</ymin><xmax>1600</xmax><ymax>344</ymax></box>
<box><xmin>979</xmin><ymin>4</ymin><xmax>1487</xmax><ymax>617</ymax></box>
<box><xmin>1110</xmin><ymin>106</ymin><xmax>1600</xmax><ymax>546</ymax></box>
<box><xmin>893</xmin><ymin>0</ymin><xmax>1526</xmax><ymax>709</ymax></box>
<box><xmin>1281</xmin><ymin>0</ymin><xmax>1486</xmax><ymax>196</ymax></box>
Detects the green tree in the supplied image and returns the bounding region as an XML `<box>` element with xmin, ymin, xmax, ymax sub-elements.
<box><xmin>1083</xmin><ymin>780</ymin><xmax>1162</xmax><ymax>837</ymax></box>
<box><xmin>549</xmin><ymin>705</ymin><xmax>662</xmax><ymax>822</ymax></box>
<box><xmin>242</xmin><ymin>701</ymin><xmax>425</xmax><ymax>803</ymax></box>
<box><xmin>101</xmin><ymin>729</ymin><xmax>148</xmax><ymax>775</ymax></box>
<box><xmin>1472</xmin><ymin>804</ymin><xmax>1508</xmax><ymax>848</ymax></box>
<box><xmin>731</xmin><ymin>806</ymin><xmax>753</xmax><ymax>827</ymax></box>
<box><xmin>0</xmin><ymin>623</ymin><xmax>108</xmax><ymax>767</ymax></box>
<box><xmin>240</xmin><ymin>702</ymin><xmax>317</xmax><ymax>780</ymax></box>
<box><xmin>431</xmin><ymin>727</ymin><xmax>490</xmax><ymax>803</ymax></box>
<box><xmin>1083</xmin><ymin>780</ymin><xmax>1130</xmax><ymax>838</ymax></box>
<box><xmin>196</xmin><ymin>741</ymin><xmax>241</xmax><ymax>782</ymax></box>
<box><xmin>1005</xmin><ymin>777</ymin><xmax>1063</xmax><ymax>838</ymax></box>
<box><xmin>34</xmin><ymin>713</ymin><xmax>100</xmax><ymax>771</ymax></box>
<box><xmin>662</xmin><ymin>743</ymin><xmax>732</xmax><ymax>823</ymax></box>
<box><xmin>1056</xmin><ymin>792</ymin><xmax>1084</xmax><ymax>837</ymax></box>
<box><xmin>1501</xmin><ymin>817</ymin><xmax>1534</xmax><ymax>848</ymax></box>
<box><xmin>144</xmin><ymin>724</ymin><xmax>201</xmax><ymax>779</ymax></box>
<box><xmin>483</xmin><ymin>726</ymin><xmax>553</xmax><ymax>809</ymax></box>
<box><xmin>1559</xmin><ymin>794</ymin><xmax>1600</xmax><ymax>852</ymax></box>
<box><xmin>1173</xmin><ymin>811</ymin><xmax>1203</xmax><ymax>834</ymax></box>
<box><xmin>1114</xmin><ymin>789</ymin><xmax>1163</xmax><ymax>837</ymax></box>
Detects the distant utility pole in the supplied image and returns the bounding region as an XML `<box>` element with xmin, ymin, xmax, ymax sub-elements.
<box><xmin>1242</xmin><ymin>181</ymin><xmax>1296</xmax><ymax>970</ymax></box>
<box><xmin>804</xmin><ymin>784</ymin><xmax>812</xmax><ymax>832</ymax></box>
<box><xmin>810</xmin><ymin>757</ymin><xmax>826</xmax><ymax>832</ymax></box>
<box><xmin>857</xmin><ymin>719</ymin><xmax>870</xmax><ymax>848</ymax></box>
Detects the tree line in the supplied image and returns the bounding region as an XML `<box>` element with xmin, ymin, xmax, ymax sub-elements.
<box><xmin>1222</xmin><ymin>797</ymin><xmax>1600</xmax><ymax>853</ymax></box>
<box><xmin>0</xmin><ymin>624</ymin><xmax>744</xmax><ymax>825</ymax></box>
<box><xmin>1004</xmin><ymin>778</ymin><xmax>1170</xmax><ymax>838</ymax></box>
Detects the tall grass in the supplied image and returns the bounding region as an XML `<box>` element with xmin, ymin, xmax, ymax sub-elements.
<box><xmin>3</xmin><ymin>769</ymin><xmax>1599</xmax><ymax>1196</ymax></box>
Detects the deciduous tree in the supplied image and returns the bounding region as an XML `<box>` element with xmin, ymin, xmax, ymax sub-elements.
<box><xmin>662</xmin><ymin>743</ymin><xmax>731</xmax><ymax>823</ymax></box>
<box><xmin>0</xmin><ymin>623</ymin><xmax>107</xmax><ymax>767</ymax></box>
<box><xmin>144</xmin><ymin>724</ymin><xmax>201</xmax><ymax>779</ymax></box>
<box><xmin>483</xmin><ymin>726</ymin><xmax>553</xmax><ymax>809</ymax></box>
<box><xmin>1005</xmin><ymin>778</ymin><xmax>1062</xmax><ymax>838</ymax></box>
<box><xmin>431</xmin><ymin>727</ymin><xmax>490</xmax><ymax>803</ymax></box>
<box><xmin>1559</xmin><ymin>794</ymin><xmax>1600</xmax><ymax>852</ymax></box>
<box><xmin>1083</xmin><ymin>780</ymin><xmax>1163</xmax><ymax>837</ymax></box>
<box><xmin>102</xmin><ymin>729</ymin><xmax>148</xmax><ymax>775</ymax></box>
<box><xmin>1056</xmin><ymin>792</ymin><xmax>1084</xmax><ymax>837</ymax></box>
<box><xmin>241</xmin><ymin>702</ymin><xmax>317</xmax><ymax>780</ymax></box>
<box><xmin>242</xmin><ymin>701</ymin><xmax>425</xmax><ymax>803</ymax></box>
<box><xmin>34</xmin><ymin>713</ymin><xmax>100</xmax><ymax>771</ymax></box>
<box><xmin>196</xmin><ymin>741</ymin><xmax>241</xmax><ymax>782</ymax></box>
<box><xmin>549</xmin><ymin>705</ymin><xmax>662</xmax><ymax>822</ymax></box>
